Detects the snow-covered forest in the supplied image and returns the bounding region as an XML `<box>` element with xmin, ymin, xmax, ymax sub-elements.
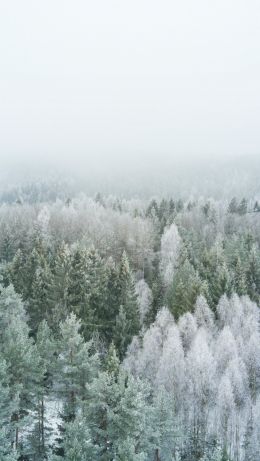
<box><xmin>0</xmin><ymin>185</ymin><xmax>259</xmax><ymax>461</ymax></box>
<box><xmin>1</xmin><ymin>0</ymin><xmax>260</xmax><ymax>457</ymax></box>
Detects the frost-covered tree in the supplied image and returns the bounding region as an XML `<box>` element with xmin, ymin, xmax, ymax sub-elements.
<box><xmin>0</xmin><ymin>357</ymin><xmax>18</xmax><ymax>461</ymax></box>
<box><xmin>54</xmin><ymin>313</ymin><xmax>99</xmax><ymax>455</ymax></box>
<box><xmin>135</xmin><ymin>279</ymin><xmax>153</xmax><ymax>324</ymax></box>
<box><xmin>0</xmin><ymin>284</ymin><xmax>43</xmax><ymax>454</ymax></box>
<box><xmin>160</xmin><ymin>223</ymin><xmax>181</xmax><ymax>287</ymax></box>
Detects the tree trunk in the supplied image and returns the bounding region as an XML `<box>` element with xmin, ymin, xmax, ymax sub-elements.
<box><xmin>154</xmin><ymin>448</ymin><xmax>161</xmax><ymax>461</ymax></box>
<box><xmin>41</xmin><ymin>397</ymin><xmax>45</xmax><ymax>451</ymax></box>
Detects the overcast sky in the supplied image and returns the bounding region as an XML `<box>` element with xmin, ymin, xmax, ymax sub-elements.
<box><xmin>0</xmin><ymin>0</ymin><xmax>260</xmax><ymax>171</ymax></box>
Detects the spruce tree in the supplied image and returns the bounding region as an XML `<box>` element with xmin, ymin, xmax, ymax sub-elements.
<box><xmin>67</xmin><ymin>247</ymin><xmax>91</xmax><ymax>323</ymax></box>
<box><xmin>102</xmin><ymin>258</ymin><xmax>121</xmax><ymax>343</ymax></box>
<box><xmin>7</xmin><ymin>249</ymin><xmax>26</xmax><ymax>295</ymax></box>
<box><xmin>114</xmin><ymin>251</ymin><xmax>140</xmax><ymax>357</ymax></box>
<box><xmin>167</xmin><ymin>259</ymin><xmax>209</xmax><ymax>317</ymax></box>
<box><xmin>82</xmin><ymin>247</ymin><xmax>108</xmax><ymax>339</ymax></box>
<box><xmin>30</xmin><ymin>261</ymin><xmax>53</xmax><ymax>332</ymax></box>
<box><xmin>210</xmin><ymin>262</ymin><xmax>232</xmax><ymax>307</ymax></box>
<box><xmin>49</xmin><ymin>241</ymin><xmax>71</xmax><ymax>330</ymax></box>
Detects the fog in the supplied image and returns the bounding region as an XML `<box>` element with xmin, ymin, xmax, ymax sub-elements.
<box><xmin>1</xmin><ymin>0</ymin><xmax>260</xmax><ymax>170</ymax></box>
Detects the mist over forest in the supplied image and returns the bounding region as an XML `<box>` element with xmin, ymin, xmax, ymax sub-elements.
<box><xmin>1</xmin><ymin>1</ymin><xmax>260</xmax><ymax>460</ymax></box>
<box><xmin>1</xmin><ymin>153</ymin><xmax>259</xmax><ymax>202</ymax></box>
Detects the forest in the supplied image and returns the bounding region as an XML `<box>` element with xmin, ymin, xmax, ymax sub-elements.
<box><xmin>0</xmin><ymin>185</ymin><xmax>259</xmax><ymax>461</ymax></box>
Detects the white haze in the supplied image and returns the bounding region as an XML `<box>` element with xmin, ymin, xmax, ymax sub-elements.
<box><xmin>0</xmin><ymin>0</ymin><xmax>260</xmax><ymax>175</ymax></box>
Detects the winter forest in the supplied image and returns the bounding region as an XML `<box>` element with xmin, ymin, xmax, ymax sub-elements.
<box><xmin>0</xmin><ymin>177</ymin><xmax>259</xmax><ymax>461</ymax></box>
<box><xmin>1</xmin><ymin>0</ymin><xmax>260</xmax><ymax>459</ymax></box>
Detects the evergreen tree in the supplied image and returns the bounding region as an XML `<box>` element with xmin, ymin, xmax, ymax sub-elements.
<box><xmin>28</xmin><ymin>320</ymin><xmax>56</xmax><ymax>459</ymax></box>
<box><xmin>114</xmin><ymin>252</ymin><xmax>140</xmax><ymax>357</ymax></box>
<box><xmin>0</xmin><ymin>284</ymin><xmax>43</xmax><ymax>454</ymax></box>
<box><xmin>49</xmin><ymin>242</ymin><xmax>71</xmax><ymax>330</ymax></box>
<box><xmin>246</xmin><ymin>245</ymin><xmax>260</xmax><ymax>303</ymax></box>
<box><xmin>153</xmin><ymin>386</ymin><xmax>178</xmax><ymax>461</ymax></box>
<box><xmin>59</xmin><ymin>417</ymin><xmax>98</xmax><ymax>461</ymax></box>
<box><xmin>30</xmin><ymin>261</ymin><xmax>53</xmax><ymax>332</ymax></box>
<box><xmin>7</xmin><ymin>249</ymin><xmax>26</xmax><ymax>295</ymax></box>
<box><xmin>237</xmin><ymin>198</ymin><xmax>247</xmax><ymax>215</ymax></box>
<box><xmin>228</xmin><ymin>197</ymin><xmax>238</xmax><ymax>214</ymax></box>
<box><xmin>67</xmin><ymin>248</ymin><xmax>91</xmax><ymax>321</ymax></box>
<box><xmin>105</xmin><ymin>342</ymin><xmax>120</xmax><ymax>376</ymax></box>
<box><xmin>210</xmin><ymin>262</ymin><xmax>232</xmax><ymax>307</ymax></box>
<box><xmin>54</xmin><ymin>313</ymin><xmax>99</xmax><ymax>455</ymax></box>
<box><xmin>82</xmin><ymin>247</ymin><xmax>108</xmax><ymax>339</ymax></box>
<box><xmin>167</xmin><ymin>259</ymin><xmax>209</xmax><ymax>317</ymax></box>
<box><xmin>0</xmin><ymin>357</ymin><xmax>18</xmax><ymax>461</ymax></box>
<box><xmin>232</xmin><ymin>256</ymin><xmax>247</xmax><ymax>296</ymax></box>
<box><xmin>102</xmin><ymin>258</ymin><xmax>121</xmax><ymax>343</ymax></box>
<box><xmin>0</xmin><ymin>226</ymin><xmax>15</xmax><ymax>263</ymax></box>
<box><xmin>84</xmin><ymin>361</ymin><xmax>153</xmax><ymax>461</ymax></box>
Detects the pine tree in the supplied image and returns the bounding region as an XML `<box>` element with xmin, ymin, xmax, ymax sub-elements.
<box><xmin>0</xmin><ymin>284</ymin><xmax>43</xmax><ymax>454</ymax></box>
<box><xmin>60</xmin><ymin>417</ymin><xmax>98</xmax><ymax>461</ymax></box>
<box><xmin>84</xmin><ymin>360</ymin><xmax>153</xmax><ymax>461</ymax></box>
<box><xmin>0</xmin><ymin>357</ymin><xmax>18</xmax><ymax>461</ymax></box>
<box><xmin>54</xmin><ymin>313</ymin><xmax>100</xmax><ymax>455</ymax></box>
<box><xmin>29</xmin><ymin>320</ymin><xmax>56</xmax><ymax>459</ymax></box>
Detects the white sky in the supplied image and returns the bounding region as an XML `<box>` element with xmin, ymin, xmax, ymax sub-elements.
<box><xmin>0</xmin><ymin>0</ymin><xmax>260</xmax><ymax>169</ymax></box>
